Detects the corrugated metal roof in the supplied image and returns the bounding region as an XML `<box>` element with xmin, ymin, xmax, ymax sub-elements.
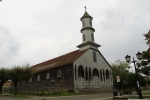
<box><xmin>32</xmin><ymin>49</ymin><xmax>87</xmax><ymax>73</ymax></box>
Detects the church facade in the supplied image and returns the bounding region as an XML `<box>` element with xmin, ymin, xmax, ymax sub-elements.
<box><xmin>18</xmin><ymin>10</ymin><xmax>113</xmax><ymax>93</ymax></box>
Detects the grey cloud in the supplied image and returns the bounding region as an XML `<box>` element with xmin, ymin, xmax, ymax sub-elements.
<box><xmin>0</xmin><ymin>25</ymin><xmax>21</xmax><ymax>67</ymax></box>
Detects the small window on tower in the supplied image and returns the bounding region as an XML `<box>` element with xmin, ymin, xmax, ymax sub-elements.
<box><xmin>91</xmin><ymin>34</ymin><xmax>94</xmax><ymax>41</ymax></box>
<box><xmin>82</xmin><ymin>20</ymin><xmax>85</xmax><ymax>27</ymax></box>
<box><xmin>89</xmin><ymin>19</ymin><xmax>92</xmax><ymax>26</ymax></box>
<box><xmin>83</xmin><ymin>34</ymin><xmax>86</xmax><ymax>41</ymax></box>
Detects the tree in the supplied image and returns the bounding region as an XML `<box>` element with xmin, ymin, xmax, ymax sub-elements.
<box><xmin>111</xmin><ymin>60</ymin><xmax>131</xmax><ymax>90</ymax></box>
<box><xmin>0</xmin><ymin>68</ymin><xmax>9</xmax><ymax>94</ymax></box>
<box><xmin>9</xmin><ymin>64</ymin><xmax>32</xmax><ymax>95</ymax></box>
<box><xmin>136</xmin><ymin>30</ymin><xmax>150</xmax><ymax>76</ymax></box>
<box><xmin>143</xmin><ymin>30</ymin><xmax>150</xmax><ymax>47</ymax></box>
<box><xmin>146</xmin><ymin>78</ymin><xmax>150</xmax><ymax>85</ymax></box>
<box><xmin>127</xmin><ymin>73</ymin><xmax>146</xmax><ymax>90</ymax></box>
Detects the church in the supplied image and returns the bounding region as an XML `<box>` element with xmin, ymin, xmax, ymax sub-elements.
<box><xmin>18</xmin><ymin>9</ymin><xmax>113</xmax><ymax>93</ymax></box>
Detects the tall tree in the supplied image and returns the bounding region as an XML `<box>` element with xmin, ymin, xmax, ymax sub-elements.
<box><xmin>9</xmin><ymin>64</ymin><xmax>32</xmax><ymax>95</ymax></box>
<box><xmin>136</xmin><ymin>30</ymin><xmax>150</xmax><ymax>76</ymax></box>
<box><xmin>143</xmin><ymin>30</ymin><xmax>150</xmax><ymax>47</ymax></box>
<box><xmin>0</xmin><ymin>68</ymin><xmax>9</xmax><ymax>94</ymax></box>
<box><xmin>111</xmin><ymin>60</ymin><xmax>131</xmax><ymax>90</ymax></box>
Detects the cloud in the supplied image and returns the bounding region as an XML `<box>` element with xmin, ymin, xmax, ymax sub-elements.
<box><xmin>0</xmin><ymin>25</ymin><xmax>20</xmax><ymax>67</ymax></box>
<box><xmin>0</xmin><ymin>0</ymin><xmax>150</xmax><ymax>67</ymax></box>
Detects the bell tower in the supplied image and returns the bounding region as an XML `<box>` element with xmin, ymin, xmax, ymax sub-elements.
<box><xmin>77</xmin><ymin>7</ymin><xmax>100</xmax><ymax>50</ymax></box>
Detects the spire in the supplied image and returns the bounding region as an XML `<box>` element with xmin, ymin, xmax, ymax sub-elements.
<box><xmin>77</xmin><ymin>8</ymin><xmax>100</xmax><ymax>51</ymax></box>
<box><xmin>80</xmin><ymin>6</ymin><xmax>93</xmax><ymax>21</ymax></box>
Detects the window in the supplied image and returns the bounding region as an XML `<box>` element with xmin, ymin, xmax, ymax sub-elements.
<box><xmin>57</xmin><ymin>70</ymin><xmax>61</xmax><ymax>77</ymax></box>
<box><xmin>29</xmin><ymin>77</ymin><xmax>32</xmax><ymax>82</ymax></box>
<box><xmin>37</xmin><ymin>75</ymin><xmax>40</xmax><ymax>81</ymax></box>
<box><xmin>46</xmin><ymin>73</ymin><xmax>50</xmax><ymax>79</ymax></box>
<box><xmin>106</xmin><ymin>70</ymin><xmax>110</xmax><ymax>79</ymax></box>
<box><xmin>89</xmin><ymin>19</ymin><xmax>92</xmax><ymax>26</ymax></box>
<box><xmin>93</xmin><ymin>51</ymin><xmax>97</xmax><ymax>62</ymax></box>
<box><xmin>83</xmin><ymin>34</ymin><xmax>86</xmax><ymax>41</ymax></box>
<box><xmin>91</xmin><ymin>34</ymin><xmax>94</xmax><ymax>41</ymax></box>
<box><xmin>82</xmin><ymin>20</ymin><xmax>85</xmax><ymax>27</ymax></box>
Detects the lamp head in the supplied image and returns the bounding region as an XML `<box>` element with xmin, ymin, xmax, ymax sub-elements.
<box><xmin>125</xmin><ymin>55</ymin><xmax>131</xmax><ymax>63</ymax></box>
<box><xmin>136</xmin><ymin>51</ymin><xmax>142</xmax><ymax>60</ymax></box>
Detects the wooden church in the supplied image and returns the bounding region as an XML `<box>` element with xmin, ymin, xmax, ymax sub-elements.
<box><xmin>18</xmin><ymin>9</ymin><xmax>113</xmax><ymax>93</ymax></box>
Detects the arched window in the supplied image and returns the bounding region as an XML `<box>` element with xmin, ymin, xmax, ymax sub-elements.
<box><xmin>29</xmin><ymin>77</ymin><xmax>32</xmax><ymax>82</ymax></box>
<box><xmin>37</xmin><ymin>75</ymin><xmax>40</xmax><ymax>81</ymax></box>
<box><xmin>57</xmin><ymin>70</ymin><xmax>61</xmax><ymax>77</ymax></box>
<box><xmin>106</xmin><ymin>70</ymin><xmax>110</xmax><ymax>79</ymax></box>
<box><xmin>46</xmin><ymin>73</ymin><xmax>50</xmax><ymax>79</ymax></box>
<box><xmin>89</xmin><ymin>67</ymin><xmax>91</xmax><ymax>81</ymax></box>
<box><xmin>93</xmin><ymin>51</ymin><xmax>97</xmax><ymax>62</ymax></box>
<box><xmin>93</xmin><ymin>68</ymin><xmax>99</xmax><ymax>77</ymax></box>
<box><xmin>89</xmin><ymin>19</ymin><xmax>92</xmax><ymax>26</ymax></box>
<box><xmin>83</xmin><ymin>34</ymin><xmax>86</xmax><ymax>41</ymax></box>
<box><xmin>82</xmin><ymin>20</ymin><xmax>85</xmax><ymax>27</ymax></box>
<box><xmin>85</xmin><ymin>67</ymin><xmax>88</xmax><ymax>81</ymax></box>
<box><xmin>103</xmin><ymin>69</ymin><xmax>105</xmax><ymax>81</ymax></box>
<box><xmin>78</xmin><ymin>65</ymin><xmax>84</xmax><ymax>78</ymax></box>
<box><xmin>100</xmin><ymin>69</ymin><xmax>103</xmax><ymax>81</ymax></box>
<box><xmin>91</xmin><ymin>34</ymin><xmax>94</xmax><ymax>41</ymax></box>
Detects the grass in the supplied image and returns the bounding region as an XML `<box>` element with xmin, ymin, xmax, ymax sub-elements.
<box><xmin>1</xmin><ymin>91</ymin><xmax>79</xmax><ymax>98</ymax></box>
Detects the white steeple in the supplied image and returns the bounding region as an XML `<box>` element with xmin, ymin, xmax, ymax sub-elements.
<box><xmin>77</xmin><ymin>7</ymin><xmax>100</xmax><ymax>51</ymax></box>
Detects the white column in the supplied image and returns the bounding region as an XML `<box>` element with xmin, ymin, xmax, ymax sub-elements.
<box><xmin>102</xmin><ymin>70</ymin><xmax>104</xmax><ymax>88</ymax></box>
<box><xmin>76</xmin><ymin>67</ymin><xmax>78</xmax><ymax>89</ymax></box>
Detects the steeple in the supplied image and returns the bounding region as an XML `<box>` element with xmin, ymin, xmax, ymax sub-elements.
<box><xmin>77</xmin><ymin>7</ymin><xmax>100</xmax><ymax>51</ymax></box>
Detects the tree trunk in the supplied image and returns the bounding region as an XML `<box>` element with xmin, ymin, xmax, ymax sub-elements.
<box><xmin>0</xmin><ymin>84</ymin><xmax>2</xmax><ymax>94</ymax></box>
<box><xmin>0</xmin><ymin>80</ymin><xmax>4</xmax><ymax>94</ymax></box>
<box><xmin>14</xmin><ymin>82</ymin><xmax>18</xmax><ymax>95</ymax></box>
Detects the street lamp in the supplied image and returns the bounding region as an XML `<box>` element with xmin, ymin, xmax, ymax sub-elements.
<box><xmin>125</xmin><ymin>52</ymin><xmax>143</xmax><ymax>99</ymax></box>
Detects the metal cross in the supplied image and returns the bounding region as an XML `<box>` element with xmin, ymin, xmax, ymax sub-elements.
<box><xmin>84</xmin><ymin>6</ymin><xmax>87</xmax><ymax>12</ymax></box>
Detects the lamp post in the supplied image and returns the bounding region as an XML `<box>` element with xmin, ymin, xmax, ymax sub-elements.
<box><xmin>125</xmin><ymin>51</ymin><xmax>143</xmax><ymax>99</ymax></box>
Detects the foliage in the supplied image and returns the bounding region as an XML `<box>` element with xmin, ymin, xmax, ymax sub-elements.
<box><xmin>135</xmin><ymin>48</ymin><xmax>150</xmax><ymax>76</ymax></box>
<box><xmin>9</xmin><ymin>64</ymin><xmax>33</xmax><ymax>95</ymax></box>
<box><xmin>127</xmin><ymin>73</ymin><xmax>146</xmax><ymax>89</ymax></box>
<box><xmin>111</xmin><ymin>60</ymin><xmax>131</xmax><ymax>89</ymax></box>
<box><xmin>137</xmin><ymin>30</ymin><xmax>150</xmax><ymax>76</ymax></box>
<box><xmin>140</xmin><ymin>66</ymin><xmax>150</xmax><ymax>76</ymax></box>
<box><xmin>146</xmin><ymin>78</ymin><xmax>150</xmax><ymax>85</ymax></box>
<box><xmin>143</xmin><ymin>30</ymin><xmax>150</xmax><ymax>46</ymax></box>
<box><xmin>0</xmin><ymin>68</ymin><xmax>9</xmax><ymax>94</ymax></box>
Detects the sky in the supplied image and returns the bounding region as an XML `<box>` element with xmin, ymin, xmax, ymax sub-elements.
<box><xmin>0</xmin><ymin>0</ymin><xmax>150</xmax><ymax>68</ymax></box>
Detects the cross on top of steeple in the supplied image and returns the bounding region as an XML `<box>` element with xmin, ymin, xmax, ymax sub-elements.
<box><xmin>84</xmin><ymin>6</ymin><xmax>87</xmax><ymax>12</ymax></box>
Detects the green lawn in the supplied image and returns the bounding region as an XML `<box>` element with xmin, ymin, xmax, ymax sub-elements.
<box><xmin>1</xmin><ymin>91</ymin><xmax>79</xmax><ymax>98</ymax></box>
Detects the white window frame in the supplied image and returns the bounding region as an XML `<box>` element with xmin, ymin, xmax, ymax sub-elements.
<box><xmin>29</xmin><ymin>77</ymin><xmax>32</xmax><ymax>82</ymax></box>
<box><xmin>37</xmin><ymin>75</ymin><xmax>40</xmax><ymax>81</ymax></box>
<box><xmin>46</xmin><ymin>73</ymin><xmax>50</xmax><ymax>79</ymax></box>
<box><xmin>57</xmin><ymin>70</ymin><xmax>61</xmax><ymax>77</ymax></box>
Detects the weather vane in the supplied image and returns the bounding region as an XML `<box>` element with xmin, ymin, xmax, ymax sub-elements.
<box><xmin>84</xmin><ymin>6</ymin><xmax>87</xmax><ymax>12</ymax></box>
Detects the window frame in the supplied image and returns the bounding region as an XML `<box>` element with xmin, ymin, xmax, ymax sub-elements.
<box><xmin>93</xmin><ymin>51</ymin><xmax>97</xmax><ymax>62</ymax></box>
<box><xmin>37</xmin><ymin>75</ymin><xmax>40</xmax><ymax>81</ymax></box>
<box><xmin>57</xmin><ymin>70</ymin><xmax>61</xmax><ymax>78</ymax></box>
<box><xmin>46</xmin><ymin>73</ymin><xmax>50</xmax><ymax>79</ymax></box>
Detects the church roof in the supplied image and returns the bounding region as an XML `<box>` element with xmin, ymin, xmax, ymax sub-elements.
<box><xmin>32</xmin><ymin>49</ymin><xmax>87</xmax><ymax>73</ymax></box>
<box><xmin>80</xmin><ymin>11</ymin><xmax>93</xmax><ymax>21</ymax></box>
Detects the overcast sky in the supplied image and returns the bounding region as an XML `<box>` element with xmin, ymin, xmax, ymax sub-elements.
<box><xmin>0</xmin><ymin>0</ymin><xmax>149</xmax><ymax>67</ymax></box>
